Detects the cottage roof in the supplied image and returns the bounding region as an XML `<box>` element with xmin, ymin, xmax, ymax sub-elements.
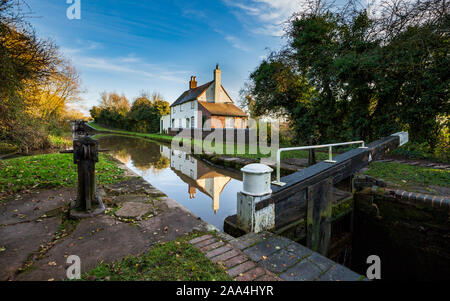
<box><xmin>198</xmin><ymin>101</ymin><xmax>247</xmax><ymax>117</ymax></box>
<box><xmin>170</xmin><ymin>81</ymin><xmax>214</xmax><ymax>107</ymax></box>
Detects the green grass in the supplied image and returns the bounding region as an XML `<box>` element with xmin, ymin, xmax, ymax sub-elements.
<box><xmin>91</xmin><ymin>122</ymin><xmax>264</xmax><ymax>158</ymax></box>
<box><xmin>48</xmin><ymin>134</ymin><xmax>72</xmax><ymax>148</ymax></box>
<box><xmin>280</xmin><ymin>149</ymin><xmax>330</xmax><ymax>161</ymax></box>
<box><xmin>390</xmin><ymin>143</ymin><xmax>449</xmax><ymax>164</ymax></box>
<box><xmin>0</xmin><ymin>153</ymin><xmax>126</xmax><ymax>194</ymax></box>
<box><xmin>82</xmin><ymin>233</ymin><xmax>233</xmax><ymax>281</ymax></box>
<box><xmin>90</xmin><ymin>122</ymin><xmax>338</xmax><ymax>161</ymax></box>
<box><xmin>364</xmin><ymin>162</ymin><xmax>450</xmax><ymax>187</ymax></box>
<box><xmin>89</xmin><ymin>122</ymin><xmax>174</xmax><ymax>143</ymax></box>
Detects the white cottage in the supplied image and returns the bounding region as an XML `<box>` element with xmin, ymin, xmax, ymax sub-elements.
<box><xmin>160</xmin><ymin>65</ymin><xmax>247</xmax><ymax>133</ymax></box>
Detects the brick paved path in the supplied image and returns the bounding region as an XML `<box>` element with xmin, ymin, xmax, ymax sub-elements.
<box><xmin>189</xmin><ymin>233</ymin><xmax>281</xmax><ymax>281</ymax></box>
<box><xmin>190</xmin><ymin>231</ymin><xmax>365</xmax><ymax>281</ymax></box>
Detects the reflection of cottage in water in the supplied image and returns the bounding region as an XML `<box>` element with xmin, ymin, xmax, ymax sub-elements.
<box><xmin>160</xmin><ymin>146</ymin><xmax>231</xmax><ymax>213</ymax></box>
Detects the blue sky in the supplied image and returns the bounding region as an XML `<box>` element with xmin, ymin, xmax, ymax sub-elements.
<box><xmin>24</xmin><ymin>0</ymin><xmax>306</xmax><ymax>114</ymax></box>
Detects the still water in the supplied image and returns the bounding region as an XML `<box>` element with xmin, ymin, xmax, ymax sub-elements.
<box><xmin>97</xmin><ymin>135</ymin><xmax>243</xmax><ymax>230</ymax></box>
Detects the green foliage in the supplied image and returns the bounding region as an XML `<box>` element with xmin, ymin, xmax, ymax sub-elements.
<box><xmin>89</xmin><ymin>106</ymin><xmax>102</xmax><ymax>121</ymax></box>
<box><xmin>128</xmin><ymin>96</ymin><xmax>159</xmax><ymax>133</ymax></box>
<box><xmin>365</xmin><ymin>162</ymin><xmax>450</xmax><ymax>187</ymax></box>
<box><xmin>91</xmin><ymin>92</ymin><xmax>170</xmax><ymax>134</ymax></box>
<box><xmin>0</xmin><ymin>153</ymin><xmax>126</xmax><ymax>194</ymax></box>
<box><xmin>0</xmin><ymin>142</ymin><xmax>18</xmax><ymax>155</ymax></box>
<box><xmin>83</xmin><ymin>233</ymin><xmax>233</xmax><ymax>281</ymax></box>
<box><xmin>391</xmin><ymin>142</ymin><xmax>449</xmax><ymax>163</ymax></box>
<box><xmin>48</xmin><ymin>134</ymin><xmax>72</xmax><ymax>149</ymax></box>
<box><xmin>244</xmin><ymin>1</ymin><xmax>449</xmax><ymax>150</ymax></box>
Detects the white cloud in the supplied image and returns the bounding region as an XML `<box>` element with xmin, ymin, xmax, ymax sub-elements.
<box><xmin>223</xmin><ymin>0</ymin><xmax>303</xmax><ymax>36</ymax></box>
<box><xmin>224</xmin><ymin>35</ymin><xmax>250</xmax><ymax>52</ymax></box>
<box><xmin>69</xmin><ymin>52</ymin><xmax>188</xmax><ymax>83</ymax></box>
<box><xmin>61</xmin><ymin>40</ymin><xmax>103</xmax><ymax>56</ymax></box>
<box><xmin>58</xmin><ymin>46</ymin><xmax>191</xmax><ymax>112</ymax></box>
<box><xmin>214</xmin><ymin>28</ymin><xmax>251</xmax><ymax>52</ymax></box>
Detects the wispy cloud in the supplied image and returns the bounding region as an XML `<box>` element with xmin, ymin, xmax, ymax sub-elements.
<box><xmin>61</xmin><ymin>40</ymin><xmax>103</xmax><ymax>56</ymax></box>
<box><xmin>77</xmin><ymin>56</ymin><xmax>187</xmax><ymax>83</ymax></box>
<box><xmin>222</xmin><ymin>0</ymin><xmax>303</xmax><ymax>36</ymax></box>
<box><xmin>63</xmin><ymin>45</ymin><xmax>188</xmax><ymax>83</ymax></box>
<box><xmin>182</xmin><ymin>8</ymin><xmax>207</xmax><ymax>19</ymax></box>
<box><xmin>225</xmin><ymin>35</ymin><xmax>250</xmax><ymax>52</ymax></box>
<box><xmin>214</xmin><ymin>28</ymin><xmax>251</xmax><ymax>52</ymax></box>
<box><xmin>75</xmin><ymin>40</ymin><xmax>103</xmax><ymax>50</ymax></box>
<box><xmin>57</xmin><ymin>44</ymin><xmax>191</xmax><ymax>112</ymax></box>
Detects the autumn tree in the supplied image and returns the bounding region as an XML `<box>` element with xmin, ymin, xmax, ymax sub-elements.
<box><xmin>22</xmin><ymin>59</ymin><xmax>82</xmax><ymax>119</ymax></box>
<box><xmin>0</xmin><ymin>0</ymin><xmax>70</xmax><ymax>152</ymax></box>
<box><xmin>99</xmin><ymin>92</ymin><xmax>131</xmax><ymax>115</ymax></box>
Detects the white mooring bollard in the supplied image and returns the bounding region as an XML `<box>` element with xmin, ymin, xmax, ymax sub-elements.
<box><xmin>237</xmin><ymin>164</ymin><xmax>275</xmax><ymax>233</ymax></box>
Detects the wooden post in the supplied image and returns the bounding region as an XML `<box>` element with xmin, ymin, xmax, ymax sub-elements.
<box><xmin>69</xmin><ymin>122</ymin><xmax>105</xmax><ymax>218</ymax></box>
<box><xmin>307</xmin><ymin>177</ymin><xmax>333</xmax><ymax>256</ymax></box>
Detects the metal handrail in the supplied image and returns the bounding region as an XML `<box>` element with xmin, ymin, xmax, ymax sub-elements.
<box><xmin>272</xmin><ymin>140</ymin><xmax>366</xmax><ymax>186</ymax></box>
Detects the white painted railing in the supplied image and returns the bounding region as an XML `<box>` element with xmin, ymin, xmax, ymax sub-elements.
<box><xmin>272</xmin><ymin>141</ymin><xmax>367</xmax><ymax>186</ymax></box>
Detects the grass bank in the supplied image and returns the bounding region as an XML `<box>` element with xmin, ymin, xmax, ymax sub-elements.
<box><xmin>89</xmin><ymin>122</ymin><xmax>333</xmax><ymax>161</ymax></box>
<box><xmin>0</xmin><ymin>134</ymin><xmax>72</xmax><ymax>158</ymax></box>
<box><xmin>0</xmin><ymin>142</ymin><xmax>19</xmax><ymax>156</ymax></box>
<box><xmin>83</xmin><ymin>233</ymin><xmax>233</xmax><ymax>281</ymax></box>
<box><xmin>89</xmin><ymin>122</ymin><xmax>173</xmax><ymax>143</ymax></box>
<box><xmin>364</xmin><ymin>162</ymin><xmax>450</xmax><ymax>187</ymax></box>
<box><xmin>389</xmin><ymin>143</ymin><xmax>449</xmax><ymax>164</ymax></box>
<box><xmin>48</xmin><ymin>134</ymin><xmax>72</xmax><ymax>149</ymax></box>
<box><xmin>0</xmin><ymin>153</ymin><xmax>126</xmax><ymax>195</ymax></box>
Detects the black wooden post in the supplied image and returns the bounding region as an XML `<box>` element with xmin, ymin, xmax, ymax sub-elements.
<box><xmin>69</xmin><ymin>120</ymin><xmax>105</xmax><ymax>218</ymax></box>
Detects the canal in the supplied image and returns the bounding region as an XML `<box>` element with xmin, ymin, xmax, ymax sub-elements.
<box><xmin>96</xmin><ymin>135</ymin><xmax>243</xmax><ymax>230</ymax></box>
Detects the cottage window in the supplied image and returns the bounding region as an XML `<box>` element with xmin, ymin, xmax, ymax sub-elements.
<box><xmin>202</xmin><ymin>115</ymin><xmax>207</xmax><ymax>129</ymax></box>
<box><xmin>180</xmin><ymin>104</ymin><xmax>184</xmax><ymax>112</ymax></box>
<box><xmin>191</xmin><ymin>101</ymin><xmax>195</xmax><ymax>109</ymax></box>
<box><xmin>225</xmin><ymin>117</ymin><xmax>234</xmax><ymax>128</ymax></box>
<box><xmin>191</xmin><ymin>116</ymin><xmax>195</xmax><ymax>128</ymax></box>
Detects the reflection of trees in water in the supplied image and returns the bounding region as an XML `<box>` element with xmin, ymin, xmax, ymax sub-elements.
<box><xmin>154</xmin><ymin>156</ymin><xmax>170</xmax><ymax>170</ymax></box>
<box><xmin>98</xmin><ymin>135</ymin><xmax>169</xmax><ymax>172</ymax></box>
<box><xmin>111</xmin><ymin>150</ymin><xmax>131</xmax><ymax>164</ymax></box>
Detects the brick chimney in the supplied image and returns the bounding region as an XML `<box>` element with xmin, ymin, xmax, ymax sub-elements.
<box><xmin>189</xmin><ymin>186</ymin><xmax>196</xmax><ymax>199</ymax></box>
<box><xmin>214</xmin><ymin>64</ymin><xmax>221</xmax><ymax>102</ymax></box>
<box><xmin>189</xmin><ymin>76</ymin><xmax>197</xmax><ymax>89</ymax></box>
